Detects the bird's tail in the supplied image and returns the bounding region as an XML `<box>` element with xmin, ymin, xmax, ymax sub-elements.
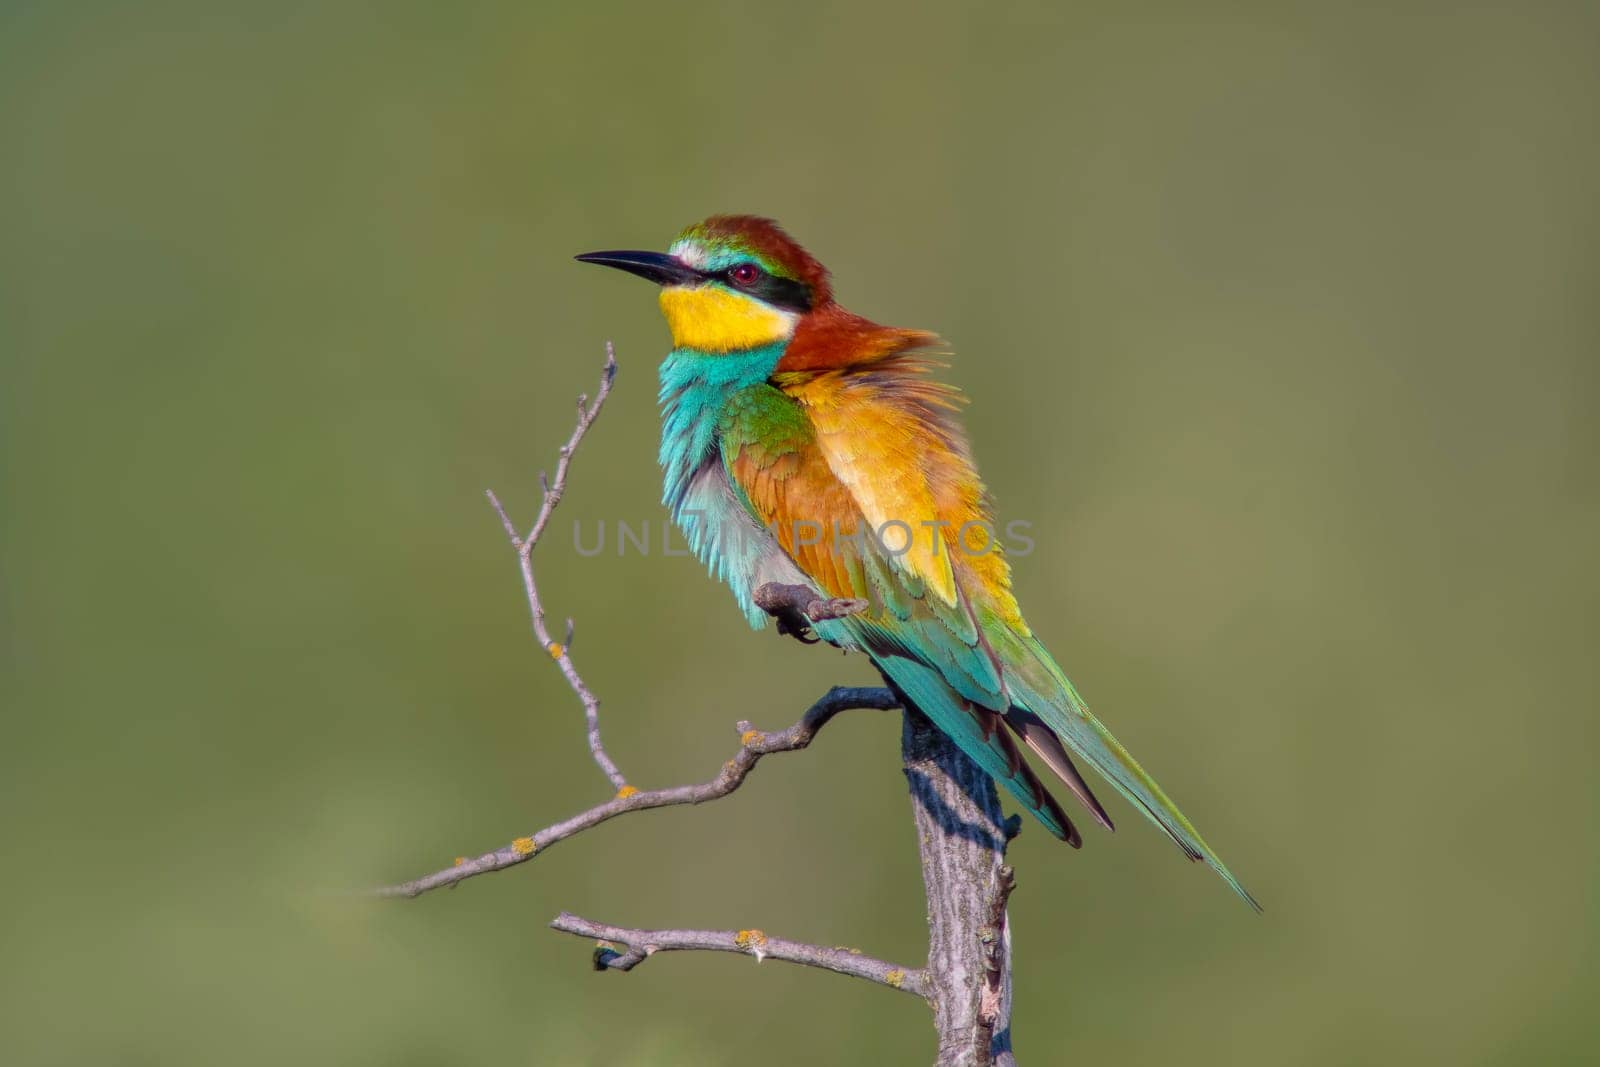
<box><xmin>875</xmin><ymin>655</ymin><xmax>1081</xmax><ymax>847</ymax></box>
<box><xmin>999</xmin><ymin>629</ymin><xmax>1261</xmax><ymax>911</ymax></box>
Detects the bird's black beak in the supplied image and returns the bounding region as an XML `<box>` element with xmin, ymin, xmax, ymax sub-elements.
<box><xmin>575</xmin><ymin>250</ymin><xmax>702</xmax><ymax>287</ymax></box>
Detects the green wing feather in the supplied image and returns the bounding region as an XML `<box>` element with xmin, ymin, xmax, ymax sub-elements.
<box><xmin>721</xmin><ymin>369</ymin><xmax>1259</xmax><ymax>909</ymax></box>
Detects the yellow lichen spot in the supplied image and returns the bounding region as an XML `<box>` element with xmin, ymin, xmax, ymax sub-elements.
<box><xmin>734</xmin><ymin>929</ymin><xmax>768</xmax><ymax>951</ymax></box>
<box><xmin>885</xmin><ymin>969</ymin><xmax>905</xmax><ymax>989</ymax></box>
<box><xmin>723</xmin><ymin>760</ymin><xmax>737</xmax><ymax>775</ymax></box>
<box><xmin>740</xmin><ymin>729</ymin><xmax>761</xmax><ymax>746</ymax></box>
<box><xmin>615</xmin><ymin>785</ymin><xmax>639</xmax><ymax>799</ymax></box>
<box><xmin>511</xmin><ymin>836</ymin><xmax>538</xmax><ymax>856</ymax></box>
<box><xmin>453</xmin><ymin>856</ymin><xmax>467</xmax><ymax>866</ymax></box>
<box><xmin>546</xmin><ymin>642</ymin><xmax>564</xmax><ymax>659</ymax></box>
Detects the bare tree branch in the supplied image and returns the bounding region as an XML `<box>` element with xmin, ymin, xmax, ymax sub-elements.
<box><xmin>550</xmin><ymin>913</ymin><xmax>928</xmax><ymax>998</ymax></box>
<box><xmin>375</xmin><ymin>684</ymin><xmax>899</xmax><ymax>899</ymax></box>
<box><xmin>485</xmin><ymin>342</ymin><xmax>625</xmax><ymax>790</ymax></box>
<box><xmin>903</xmin><ymin>710</ymin><xmax>1019</xmax><ymax>1067</ymax></box>
<box><xmin>977</xmin><ymin>864</ymin><xmax>1018</xmax><ymax>1066</ymax></box>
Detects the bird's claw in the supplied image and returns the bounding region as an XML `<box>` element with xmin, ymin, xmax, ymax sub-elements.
<box><xmin>753</xmin><ymin>583</ymin><xmax>867</xmax><ymax>645</ymax></box>
<box><xmin>777</xmin><ymin>615</ymin><xmax>822</xmax><ymax>644</ymax></box>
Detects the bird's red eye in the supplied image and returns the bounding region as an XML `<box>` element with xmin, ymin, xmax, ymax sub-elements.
<box><xmin>729</xmin><ymin>263</ymin><xmax>761</xmax><ymax>287</ymax></box>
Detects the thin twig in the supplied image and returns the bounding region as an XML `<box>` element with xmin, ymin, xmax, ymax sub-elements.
<box><xmin>375</xmin><ymin>685</ymin><xmax>899</xmax><ymax>899</ymax></box>
<box><xmin>550</xmin><ymin>913</ymin><xmax>928</xmax><ymax>998</ymax></box>
<box><xmin>486</xmin><ymin>344</ymin><xmax>625</xmax><ymax>790</ymax></box>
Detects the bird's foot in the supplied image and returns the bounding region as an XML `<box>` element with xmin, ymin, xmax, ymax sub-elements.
<box><xmin>753</xmin><ymin>583</ymin><xmax>867</xmax><ymax>645</ymax></box>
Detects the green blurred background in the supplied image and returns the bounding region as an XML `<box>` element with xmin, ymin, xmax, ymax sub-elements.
<box><xmin>3</xmin><ymin>2</ymin><xmax>1595</xmax><ymax>1064</ymax></box>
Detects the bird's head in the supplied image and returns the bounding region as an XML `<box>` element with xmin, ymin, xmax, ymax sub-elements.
<box><xmin>577</xmin><ymin>215</ymin><xmax>831</xmax><ymax>353</ymax></box>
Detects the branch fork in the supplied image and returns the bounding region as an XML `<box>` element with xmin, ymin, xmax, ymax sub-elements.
<box><xmin>485</xmin><ymin>342</ymin><xmax>625</xmax><ymax>791</ymax></box>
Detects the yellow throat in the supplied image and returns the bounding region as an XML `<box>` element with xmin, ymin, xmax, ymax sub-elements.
<box><xmin>658</xmin><ymin>285</ymin><xmax>799</xmax><ymax>353</ymax></box>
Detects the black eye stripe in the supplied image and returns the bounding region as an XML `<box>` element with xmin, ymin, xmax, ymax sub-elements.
<box><xmin>701</xmin><ymin>265</ymin><xmax>813</xmax><ymax>313</ymax></box>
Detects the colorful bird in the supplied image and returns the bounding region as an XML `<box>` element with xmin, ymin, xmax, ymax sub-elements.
<box><xmin>578</xmin><ymin>216</ymin><xmax>1258</xmax><ymax>909</ymax></box>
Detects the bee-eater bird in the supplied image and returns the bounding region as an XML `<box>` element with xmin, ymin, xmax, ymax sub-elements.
<box><xmin>578</xmin><ymin>216</ymin><xmax>1258</xmax><ymax>909</ymax></box>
